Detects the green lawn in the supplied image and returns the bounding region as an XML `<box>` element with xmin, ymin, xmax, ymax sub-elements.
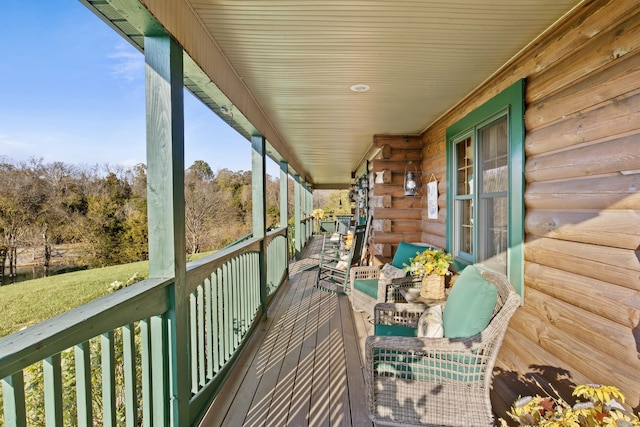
<box><xmin>0</xmin><ymin>261</ymin><xmax>149</xmax><ymax>338</ymax></box>
<box><xmin>0</xmin><ymin>252</ymin><xmax>213</xmax><ymax>338</ymax></box>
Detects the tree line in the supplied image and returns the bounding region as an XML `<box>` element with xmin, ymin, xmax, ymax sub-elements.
<box><xmin>0</xmin><ymin>157</ymin><xmax>284</xmax><ymax>285</ymax></box>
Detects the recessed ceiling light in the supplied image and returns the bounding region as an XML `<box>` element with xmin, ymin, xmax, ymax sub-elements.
<box><xmin>350</xmin><ymin>84</ymin><xmax>370</xmax><ymax>92</ymax></box>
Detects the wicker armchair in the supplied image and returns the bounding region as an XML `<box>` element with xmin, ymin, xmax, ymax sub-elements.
<box><xmin>350</xmin><ymin>242</ymin><xmax>435</xmax><ymax>314</ymax></box>
<box><xmin>364</xmin><ymin>270</ymin><xmax>521</xmax><ymax>427</ymax></box>
<box><xmin>350</xmin><ymin>266</ymin><xmax>422</xmax><ymax>313</ymax></box>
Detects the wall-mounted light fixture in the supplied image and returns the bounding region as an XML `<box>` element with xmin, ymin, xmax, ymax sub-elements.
<box><xmin>403</xmin><ymin>160</ymin><xmax>419</xmax><ymax>196</ymax></box>
<box><xmin>219</xmin><ymin>105</ymin><xmax>234</xmax><ymax>125</ymax></box>
<box><xmin>349</xmin><ymin>184</ymin><xmax>357</xmax><ymax>202</ymax></box>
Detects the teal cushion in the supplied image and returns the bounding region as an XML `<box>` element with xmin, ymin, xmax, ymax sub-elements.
<box><xmin>442</xmin><ymin>266</ymin><xmax>498</xmax><ymax>338</ymax></box>
<box><xmin>391</xmin><ymin>242</ymin><xmax>434</xmax><ymax>269</ymax></box>
<box><xmin>374</xmin><ymin>324</ymin><xmax>418</xmax><ymax>337</ymax></box>
<box><xmin>353</xmin><ymin>279</ymin><xmax>379</xmax><ymax>299</ymax></box>
<box><xmin>373</xmin><ymin>350</ymin><xmax>484</xmax><ymax>382</ymax></box>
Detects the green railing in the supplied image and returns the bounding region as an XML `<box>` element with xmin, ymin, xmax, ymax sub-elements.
<box><xmin>0</xmin><ymin>226</ymin><xmax>289</xmax><ymax>427</ymax></box>
<box><xmin>266</xmin><ymin>232</ymin><xmax>288</xmax><ymax>296</ymax></box>
<box><xmin>289</xmin><ymin>215</ymin><xmax>314</xmax><ymax>259</ymax></box>
<box><xmin>303</xmin><ymin>215</ymin><xmax>313</xmax><ymax>245</ymax></box>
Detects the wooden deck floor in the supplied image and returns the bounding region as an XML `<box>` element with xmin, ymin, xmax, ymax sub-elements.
<box><xmin>200</xmin><ymin>236</ymin><xmax>374</xmax><ymax>427</ymax></box>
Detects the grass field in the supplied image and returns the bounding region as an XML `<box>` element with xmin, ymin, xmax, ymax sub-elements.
<box><xmin>0</xmin><ymin>252</ymin><xmax>213</xmax><ymax>338</ymax></box>
<box><xmin>0</xmin><ymin>261</ymin><xmax>149</xmax><ymax>338</ymax></box>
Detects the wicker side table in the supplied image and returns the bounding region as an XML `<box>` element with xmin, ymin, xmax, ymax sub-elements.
<box><xmin>399</xmin><ymin>287</ymin><xmax>447</xmax><ymax>306</ymax></box>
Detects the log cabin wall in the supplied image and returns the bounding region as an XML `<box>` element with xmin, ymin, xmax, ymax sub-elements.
<box><xmin>368</xmin><ymin>134</ymin><xmax>423</xmax><ymax>265</ymax></box>
<box><xmin>417</xmin><ymin>0</ymin><xmax>640</xmax><ymax>417</ymax></box>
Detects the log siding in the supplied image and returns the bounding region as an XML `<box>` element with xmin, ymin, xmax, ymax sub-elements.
<box><xmin>369</xmin><ymin>134</ymin><xmax>424</xmax><ymax>263</ymax></box>
<box><xmin>416</xmin><ymin>0</ymin><xmax>640</xmax><ymax>417</ymax></box>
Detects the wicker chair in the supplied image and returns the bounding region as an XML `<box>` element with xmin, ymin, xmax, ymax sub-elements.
<box><xmin>350</xmin><ymin>267</ymin><xmax>422</xmax><ymax>313</ymax></box>
<box><xmin>364</xmin><ymin>270</ymin><xmax>521</xmax><ymax>427</ymax></box>
<box><xmin>350</xmin><ymin>242</ymin><xmax>435</xmax><ymax>314</ymax></box>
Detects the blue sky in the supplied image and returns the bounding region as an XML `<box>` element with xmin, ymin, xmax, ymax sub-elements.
<box><xmin>0</xmin><ymin>1</ymin><xmax>271</xmax><ymax>174</ymax></box>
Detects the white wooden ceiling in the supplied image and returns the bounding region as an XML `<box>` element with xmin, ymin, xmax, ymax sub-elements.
<box><xmin>86</xmin><ymin>0</ymin><xmax>584</xmax><ymax>186</ymax></box>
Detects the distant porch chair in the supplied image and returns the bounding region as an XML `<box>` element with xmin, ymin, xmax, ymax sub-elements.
<box><xmin>315</xmin><ymin>223</ymin><xmax>367</xmax><ymax>294</ymax></box>
<box><xmin>319</xmin><ymin>219</ymin><xmax>337</xmax><ymax>234</ymax></box>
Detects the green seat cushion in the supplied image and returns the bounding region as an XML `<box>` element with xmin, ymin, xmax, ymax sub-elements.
<box><xmin>442</xmin><ymin>266</ymin><xmax>498</xmax><ymax>339</ymax></box>
<box><xmin>391</xmin><ymin>242</ymin><xmax>435</xmax><ymax>269</ymax></box>
<box><xmin>373</xmin><ymin>350</ymin><xmax>484</xmax><ymax>382</ymax></box>
<box><xmin>374</xmin><ymin>324</ymin><xmax>418</xmax><ymax>337</ymax></box>
<box><xmin>353</xmin><ymin>279</ymin><xmax>379</xmax><ymax>299</ymax></box>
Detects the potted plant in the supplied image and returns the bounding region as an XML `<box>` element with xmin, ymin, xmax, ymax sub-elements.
<box><xmin>403</xmin><ymin>248</ymin><xmax>453</xmax><ymax>299</ymax></box>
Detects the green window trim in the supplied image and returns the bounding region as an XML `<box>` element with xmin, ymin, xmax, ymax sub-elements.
<box><xmin>446</xmin><ymin>79</ymin><xmax>525</xmax><ymax>299</ymax></box>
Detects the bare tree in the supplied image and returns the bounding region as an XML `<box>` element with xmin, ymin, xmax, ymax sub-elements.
<box><xmin>185</xmin><ymin>163</ymin><xmax>235</xmax><ymax>254</ymax></box>
<box><xmin>0</xmin><ymin>160</ymin><xmax>48</xmax><ymax>282</ymax></box>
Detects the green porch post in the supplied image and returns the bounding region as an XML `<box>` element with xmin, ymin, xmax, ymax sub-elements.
<box><xmin>144</xmin><ymin>35</ymin><xmax>189</xmax><ymax>427</ymax></box>
<box><xmin>294</xmin><ymin>174</ymin><xmax>302</xmax><ymax>258</ymax></box>
<box><xmin>301</xmin><ymin>181</ymin><xmax>307</xmax><ymax>240</ymax></box>
<box><xmin>279</xmin><ymin>161</ymin><xmax>290</xmax><ymax>267</ymax></box>
<box><xmin>252</xmin><ymin>135</ymin><xmax>267</xmax><ymax>314</ymax></box>
<box><xmin>304</xmin><ymin>181</ymin><xmax>312</xmax><ymax>239</ymax></box>
<box><xmin>301</xmin><ymin>181</ymin><xmax>307</xmax><ymax>241</ymax></box>
<box><xmin>279</xmin><ymin>161</ymin><xmax>288</xmax><ymax>228</ymax></box>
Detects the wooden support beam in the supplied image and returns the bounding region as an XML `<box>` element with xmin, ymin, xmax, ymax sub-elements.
<box><xmin>144</xmin><ymin>34</ymin><xmax>188</xmax><ymax>427</ymax></box>
<box><xmin>294</xmin><ymin>175</ymin><xmax>302</xmax><ymax>258</ymax></box>
<box><xmin>280</xmin><ymin>161</ymin><xmax>288</xmax><ymax>227</ymax></box>
<box><xmin>252</xmin><ymin>135</ymin><xmax>266</xmax><ymax>239</ymax></box>
<box><xmin>252</xmin><ymin>135</ymin><xmax>268</xmax><ymax>314</ymax></box>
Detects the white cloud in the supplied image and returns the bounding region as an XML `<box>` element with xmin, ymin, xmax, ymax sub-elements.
<box><xmin>119</xmin><ymin>157</ymin><xmax>144</xmax><ymax>167</ymax></box>
<box><xmin>0</xmin><ymin>134</ymin><xmax>34</xmax><ymax>151</ymax></box>
<box><xmin>108</xmin><ymin>41</ymin><xmax>143</xmax><ymax>82</ymax></box>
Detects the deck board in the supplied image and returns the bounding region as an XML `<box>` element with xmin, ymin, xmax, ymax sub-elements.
<box><xmin>200</xmin><ymin>236</ymin><xmax>373</xmax><ymax>427</ymax></box>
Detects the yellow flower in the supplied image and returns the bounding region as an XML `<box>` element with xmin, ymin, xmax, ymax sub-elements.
<box><xmin>403</xmin><ymin>248</ymin><xmax>452</xmax><ymax>277</ymax></box>
<box><xmin>507</xmin><ymin>396</ymin><xmax>544</xmax><ymax>425</ymax></box>
<box><xmin>311</xmin><ymin>208</ymin><xmax>326</xmax><ymax>220</ymax></box>
<box><xmin>502</xmin><ymin>385</ymin><xmax>640</xmax><ymax>427</ymax></box>
<box><xmin>602</xmin><ymin>410</ymin><xmax>640</xmax><ymax>427</ymax></box>
<box><xmin>571</xmin><ymin>401</ymin><xmax>596</xmax><ymax>419</ymax></box>
<box><xmin>544</xmin><ymin>408</ymin><xmax>580</xmax><ymax>427</ymax></box>
<box><xmin>573</xmin><ymin>384</ymin><xmax>625</xmax><ymax>405</ymax></box>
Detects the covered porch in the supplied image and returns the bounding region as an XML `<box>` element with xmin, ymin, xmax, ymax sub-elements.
<box><xmin>1</xmin><ymin>0</ymin><xmax>639</xmax><ymax>426</ymax></box>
